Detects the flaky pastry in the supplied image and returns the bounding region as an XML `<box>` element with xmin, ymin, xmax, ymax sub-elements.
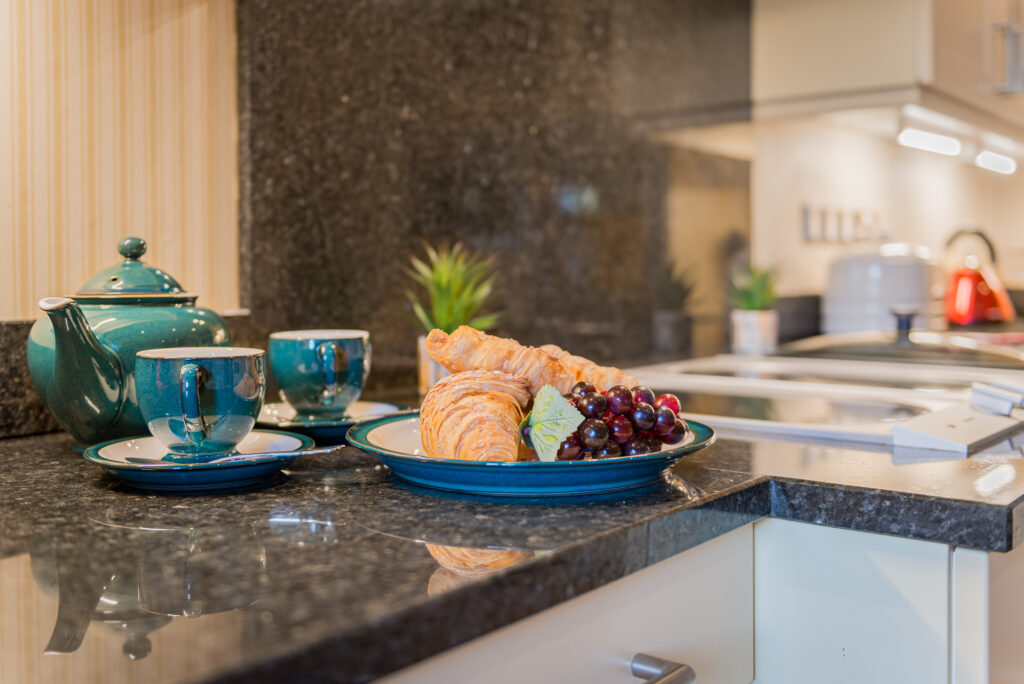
<box><xmin>425</xmin><ymin>544</ymin><xmax>534</xmax><ymax>576</ymax></box>
<box><xmin>419</xmin><ymin>370</ymin><xmax>530</xmax><ymax>462</ymax></box>
<box><xmin>426</xmin><ymin>544</ymin><xmax>535</xmax><ymax>595</ymax></box>
<box><xmin>538</xmin><ymin>344</ymin><xmax>638</xmax><ymax>391</ymax></box>
<box><xmin>425</xmin><ymin>326</ymin><xmax>577</xmax><ymax>395</ymax></box>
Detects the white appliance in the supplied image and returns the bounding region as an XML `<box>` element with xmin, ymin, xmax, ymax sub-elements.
<box><xmin>823</xmin><ymin>244</ymin><xmax>943</xmax><ymax>334</ymax></box>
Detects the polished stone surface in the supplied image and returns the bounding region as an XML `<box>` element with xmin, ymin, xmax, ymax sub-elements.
<box><xmin>4</xmin><ymin>427</ymin><xmax>1024</xmax><ymax>682</ymax></box>
<box><xmin>236</xmin><ymin>0</ymin><xmax>751</xmax><ymax>395</ymax></box>
<box><xmin>0</xmin><ymin>432</ymin><xmax>758</xmax><ymax>683</ymax></box>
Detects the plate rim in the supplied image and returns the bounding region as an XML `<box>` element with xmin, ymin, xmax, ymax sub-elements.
<box><xmin>82</xmin><ymin>429</ymin><xmax>316</xmax><ymax>471</ymax></box>
<box><xmin>346</xmin><ymin>412</ymin><xmax>715</xmax><ymax>468</ymax></box>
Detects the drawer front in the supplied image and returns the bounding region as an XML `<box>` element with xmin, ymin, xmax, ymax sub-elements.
<box><xmin>382</xmin><ymin>524</ymin><xmax>754</xmax><ymax>684</ymax></box>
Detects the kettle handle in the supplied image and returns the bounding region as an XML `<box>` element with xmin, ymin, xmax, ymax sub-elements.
<box><xmin>180</xmin><ymin>364</ymin><xmax>210</xmax><ymax>445</ymax></box>
<box><xmin>946</xmin><ymin>228</ymin><xmax>997</xmax><ymax>264</ymax></box>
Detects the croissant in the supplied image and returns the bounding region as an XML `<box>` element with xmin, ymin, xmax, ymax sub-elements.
<box><xmin>425</xmin><ymin>544</ymin><xmax>534</xmax><ymax>575</ymax></box>
<box><xmin>539</xmin><ymin>344</ymin><xmax>638</xmax><ymax>391</ymax></box>
<box><xmin>425</xmin><ymin>326</ymin><xmax>576</xmax><ymax>395</ymax></box>
<box><xmin>420</xmin><ymin>370</ymin><xmax>530</xmax><ymax>462</ymax></box>
<box><xmin>426</xmin><ymin>545</ymin><xmax>535</xmax><ymax>596</ymax></box>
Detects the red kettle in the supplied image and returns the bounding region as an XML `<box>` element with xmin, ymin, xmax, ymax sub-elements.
<box><xmin>944</xmin><ymin>229</ymin><xmax>1016</xmax><ymax>325</ymax></box>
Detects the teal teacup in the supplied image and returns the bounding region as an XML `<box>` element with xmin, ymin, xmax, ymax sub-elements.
<box><xmin>135</xmin><ymin>347</ymin><xmax>267</xmax><ymax>456</ymax></box>
<box><xmin>268</xmin><ymin>330</ymin><xmax>371</xmax><ymax>418</ymax></box>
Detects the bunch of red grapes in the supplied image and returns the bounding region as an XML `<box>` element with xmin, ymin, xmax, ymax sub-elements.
<box><xmin>557</xmin><ymin>382</ymin><xmax>689</xmax><ymax>460</ymax></box>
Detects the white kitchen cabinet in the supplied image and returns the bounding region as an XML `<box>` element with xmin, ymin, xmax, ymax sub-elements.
<box><xmin>382</xmin><ymin>524</ymin><xmax>754</xmax><ymax>684</ymax></box>
<box><xmin>753</xmin><ymin>0</ymin><xmax>923</xmax><ymax>108</ymax></box>
<box><xmin>932</xmin><ymin>0</ymin><xmax>1024</xmax><ymax>128</ymax></box>
<box><xmin>754</xmin><ymin>517</ymin><xmax>1024</xmax><ymax>684</ymax></box>
<box><xmin>954</xmin><ymin>540</ymin><xmax>1024</xmax><ymax>683</ymax></box>
<box><xmin>753</xmin><ymin>518</ymin><xmax>950</xmax><ymax>683</ymax></box>
<box><xmin>754</xmin><ymin>0</ymin><xmax>1024</xmax><ymax>130</ymax></box>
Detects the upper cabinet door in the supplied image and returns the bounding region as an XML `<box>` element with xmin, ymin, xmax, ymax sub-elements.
<box><xmin>753</xmin><ymin>0</ymin><xmax>1024</xmax><ymax>129</ymax></box>
<box><xmin>752</xmin><ymin>0</ymin><xmax>922</xmax><ymax>106</ymax></box>
<box><xmin>932</xmin><ymin>0</ymin><xmax>1024</xmax><ymax>127</ymax></box>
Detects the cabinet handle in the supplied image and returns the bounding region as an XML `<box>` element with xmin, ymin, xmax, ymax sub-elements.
<box><xmin>631</xmin><ymin>653</ymin><xmax>696</xmax><ymax>684</ymax></box>
<box><xmin>994</xmin><ymin>21</ymin><xmax>1024</xmax><ymax>95</ymax></box>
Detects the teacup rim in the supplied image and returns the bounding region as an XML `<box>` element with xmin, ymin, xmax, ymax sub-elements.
<box><xmin>137</xmin><ymin>346</ymin><xmax>265</xmax><ymax>360</ymax></box>
<box><xmin>270</xmin><ymin>329</ymin><xmax>370</xmax><ymax>341</ymax></box>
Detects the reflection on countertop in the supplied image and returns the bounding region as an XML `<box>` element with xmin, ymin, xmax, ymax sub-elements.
<box><xmin>4</xmin><ymin>427</ymin><xmax>1024</xmax><ymax>682</ymax></box>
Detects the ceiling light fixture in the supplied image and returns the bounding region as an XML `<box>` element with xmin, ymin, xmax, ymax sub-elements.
<box><xmin>974</xmin><ymin>150</ymin><xmax>1018</xmax><ymax>174</ymax></box>
<box><xmin>897</xmin><ymin>127</ymin><xmax>962</xmax><ymax>156</ymax></box>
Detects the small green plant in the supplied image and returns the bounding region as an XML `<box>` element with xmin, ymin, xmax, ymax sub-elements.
<box><xmin>406</xmin><ymin>243</ymin><xmax>499</xmax><ymax>334</ymax></box>
<box><xmin>731</xmin><ymin>263</ymin><xmax>777</xmax><ymax>311</ymax></box>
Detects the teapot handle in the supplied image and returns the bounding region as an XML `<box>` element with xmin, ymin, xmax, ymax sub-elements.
<box><xmin>180</xmin><ymin>363</ymin><xmax>210</xmax><ymax>445</ymax></box>
<box><xmin>317</xmin><ymin>342</ymin><xmax>345</xmax><ymax>407</ymax></box>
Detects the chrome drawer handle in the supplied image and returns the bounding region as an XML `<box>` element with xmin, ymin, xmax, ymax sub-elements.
<box><xmin>631</xmin><ymin>653</ymin><xmax>696</xmax><ymax>684</ymax></box>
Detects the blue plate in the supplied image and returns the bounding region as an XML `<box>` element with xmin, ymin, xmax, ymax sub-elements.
<box><xmin>346</xmin><ymin>412</ymin><xmax>715</xmax><ymax>497</ymax></box>
<box><xmin>256</xmin><ymin>400</ymin><xmax>405</xmax><ymax>445</ymax></box>
<box><xmin>82</xmin><ymin>430</ymin><xmax>316</xmax><ymax>492</ymax></box>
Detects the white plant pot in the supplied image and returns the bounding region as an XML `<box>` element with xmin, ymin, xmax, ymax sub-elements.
<box><xmin>730</xmin><ymin>309</ymin><xmax>778</xmax><ymax>355</ymax></box>
<box><xmin>418</xmin><ymin>334</ymin><xmax>450</xmax><ymax>396</ymax></box>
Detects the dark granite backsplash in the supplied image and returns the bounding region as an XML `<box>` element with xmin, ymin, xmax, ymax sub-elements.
<box><xmin>0</xmin><ymin>321</ymin><xmax>59</xmax><ymax>439</ymax></box>
<box><xmin>237</xmin><ymin>0</ymin><xmax>751</xmax><ymax>390</ymax></box>
<box><xmin>776</xmin><ymin>295</ymin><xmax>822</xmax><ymax>342</ymax></box>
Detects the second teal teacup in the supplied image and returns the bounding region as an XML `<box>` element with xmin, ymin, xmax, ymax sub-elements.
<box><xmin>135</xmin><ymin>347</ymin><xmax>267</xmax><ymax>456</ymax></box>
<box><xmin>269</xmin><ymin>329</ymin><xmax>371</xmax><ymax>418</ymax></box>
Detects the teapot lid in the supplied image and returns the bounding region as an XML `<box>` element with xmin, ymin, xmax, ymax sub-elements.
<box><xmin>75</xmin><ymin>237</ymin><xmax>196</xmax><ymax>304</ymax></box>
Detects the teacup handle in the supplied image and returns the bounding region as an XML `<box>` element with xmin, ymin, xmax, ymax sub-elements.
<box><xmin>183</xmin><ymin>529</ymin><xmax>203</xmax><ymax>618</ymax></box>
<box><xmin>317</xmin><ymin>342</ymin><xmax>345</xmax><ymax>407</ymax></box>
<box><xmin>180</xmin><ymin>363</ymin><xmax>210</xmax><ymax>446</ymax></box>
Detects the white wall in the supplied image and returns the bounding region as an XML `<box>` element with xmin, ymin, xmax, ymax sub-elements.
<box><xmin>751</xmin><ymin>115</ymin><xmax>1024</xmax><ymax>296</ymax></box>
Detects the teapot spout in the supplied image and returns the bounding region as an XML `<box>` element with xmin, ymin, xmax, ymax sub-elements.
<box><xmin>39</xmin><ymin>297</ymin><xmax>126</xmax><ymax>444</ymax></box>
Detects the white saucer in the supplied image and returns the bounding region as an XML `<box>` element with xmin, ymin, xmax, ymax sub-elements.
<box><xmin>82</xmin><ymin>430</ymin><xmax>315</xmax><ymax>492</ymax></box>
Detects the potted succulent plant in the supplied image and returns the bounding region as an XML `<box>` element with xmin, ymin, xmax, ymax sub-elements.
<box><xmin>651</xmin><ymin>268</ymin><xmax>694</xmax><ymax>356</ymax></box>
<box><xmin>406</xmin><ymin>243</ymin><xmax>499</xmax><ymax>395</ymax></box>
<box><xmin>729</xmin><ymin>263</ymin><xmax>778</xmax><ymax>355</ymax></box>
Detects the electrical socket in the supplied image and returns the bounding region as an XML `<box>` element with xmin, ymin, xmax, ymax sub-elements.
<box><xmin>800</xmin><ymin>204</ymin><xmax>880</xmax><ymax>244</ymax></box>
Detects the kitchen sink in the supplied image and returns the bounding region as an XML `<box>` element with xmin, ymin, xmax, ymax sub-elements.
<box><xmin>630</xmin><ymin>356</ymin><xmax>1024</xmax><ymax>446</ymax></box>
<box><xmin>671</xmin><ymin>391</ymin><xmax>926</xmax><ymax>425</ymax></box>
<box><xmin>638</xmin><ymin>355</ymin><xmax>1024</xmax><ymax>395</ymax></box>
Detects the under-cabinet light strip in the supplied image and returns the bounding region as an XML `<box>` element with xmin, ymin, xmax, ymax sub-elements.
<box><xmin>897</xmin><ymin>127</ymin><xmax>963</xmax><ymax>156</ymax></box>
<box><xmin>975</xmin><ymin>150</ymin><xmax>1018</xmax><ymax>175</ymax></box>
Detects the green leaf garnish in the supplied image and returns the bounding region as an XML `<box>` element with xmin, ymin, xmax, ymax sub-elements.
<box><xmin>528</xmin><ymin>385</ymin><xmax>585</xmax><ymax>462</ymax></box>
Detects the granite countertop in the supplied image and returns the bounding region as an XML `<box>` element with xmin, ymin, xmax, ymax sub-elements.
<box><xmin>3</xmin><ymin>426</ymin><xmax>1024</xmax><ymax>683</ymax></box>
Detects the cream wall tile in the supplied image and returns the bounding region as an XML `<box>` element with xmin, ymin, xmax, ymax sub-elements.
<box><xmin>752</xmin><ymin>115</ymin><xmax>1024</xmax><ymax>295</ymax></box>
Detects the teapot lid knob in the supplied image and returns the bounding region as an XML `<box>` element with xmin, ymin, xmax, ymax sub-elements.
<box><xmin>118</xmin><ymin>237</ymin><xmax>147</xmax><ymax>261</ymax></box>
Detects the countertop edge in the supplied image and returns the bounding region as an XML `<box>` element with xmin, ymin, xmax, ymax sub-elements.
<box><xmin>207</xmin><ymin>471</ymin><xmax>1024</xmax><ymax>682</ymax></box>
<box><xmin>209</xmin><ymin>480</ymin><xmax>771</xmax><ymax>683</ymax></box>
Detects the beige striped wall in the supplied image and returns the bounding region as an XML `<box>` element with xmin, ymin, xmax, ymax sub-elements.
<box><xmin>1</xmin><ymin>0</ymin><xmax>239</xmax><ymax>321</ymax></box>
<box><xmin>0</xmin><ymin>553</ymin><xmax>246</xmax><ymax>683</ymax></box>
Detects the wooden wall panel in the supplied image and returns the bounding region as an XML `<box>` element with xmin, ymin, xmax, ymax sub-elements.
<box><xmin>1</xmin><ymin>0</ymin><xmax>238</xmax><ymax>321</ymax></box>
<box><xmin>0</xmin><ymin>553</ymin><xmax>247</xmax><ymax>683</ymax></box>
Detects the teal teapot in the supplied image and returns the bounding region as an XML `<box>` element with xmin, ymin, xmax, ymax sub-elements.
<box><xmin>27</xmin><ymin>237</ymin><xmax>231</xmax><ymax>448</ymax></box>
